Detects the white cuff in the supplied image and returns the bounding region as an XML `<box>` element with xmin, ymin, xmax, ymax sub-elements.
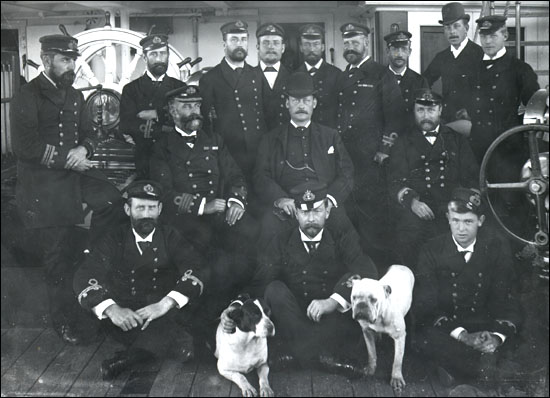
<box><xmin>491</xmin><ymin>332</ymin><xmax>506</xmax><ymax>344</ymax></box>
<box><xmin>228</xmin><ymin>198</ymin><xmax>244</xmax><ymax>209</ymax></box>
<box><xmin>167</xmin><ymin>291</ymin><xmax>189</xmax><ymax>309</ymax></box>
<box><xmin>92</xmin><ymin>299</ymin><xmax>116</xmax><ymax>320</ymax></box>
<box><xmin>330</xmin><ymin>293</ymin><xmax>351</xmax><ymax>313</ymax></box>
<box><xmin>450</xmin><ymin>327</ymin><xmax>467</xmax><ymax>340</ymax></box>
<box><xmin>197</xmin><ymin>197</ymin><xmax>207</xmax><ymax>215</ymax></box>
<box><xmin>326</xmin><ymin>194</ymin><xmax>338</xmax><ymax>208</ymax></box>
<box><xmin>397</xmin><ymin>187</ymin><xmax>410</xmax><ymax>203</ymax></box>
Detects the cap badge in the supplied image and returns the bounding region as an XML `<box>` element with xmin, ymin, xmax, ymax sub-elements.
<box><xmin>153</xmin><ymin>36</ymin><xmax>161</xmax><ymax>44</ymax></box>
<box><xmin>306</xmin><ymin>26</ymin><xmax>316</xmax><ymax>34</ymax></box>
<box><xmin>469</xmin><ymin>193</ymin><xmax>481</xmax><ymax>207</ymax></box>
<box><xmin>68</xmin><ymin>40</ymin><xmax>78</xmax><ymax>50</ymax></box>
<box><xmin>144</xmin><ymin>184</ymin><xmax>154</xmax><ymax>194</ymax></box>
<box><xmin>346</xmin><ymin>24</ymin><xmax>355</xmax><ymax>31</ymax></box>
<box><xmin>482</xmin><ymin>21</ymin><xmax>492</xmax><ymax>28</ymax></box>
<box><xmin>303</xmin><ymin>190</ymin><xmax>315</xmax><ymax>202</ymax></box>
<box><xmin>236</xmin><ymin>20</ymin><xmax>244</xmax><ymax>28</ymax></box>
<box><xmin>396</xmin><ymin>33</ymin><xmax>407</xmax><ymax>40</ymax></box>
<box><xmin>187</xmin><ymin>86</ymin><xmax>197</xmax><ymax>94</ymax></box>
<box><xmin>267</xmin><ymin>24</ymin><xmax>276</xmax><ymax>32</ymax></box>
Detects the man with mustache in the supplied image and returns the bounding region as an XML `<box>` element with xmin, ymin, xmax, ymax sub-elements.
<box><xmin>74</xmin><ymin>180</ymin><xmax>207</xmax><ymax>380</ymax></box>
<box><xmin>11</xmin><ymin>34</ymin><xmax>124</xmax><ymax>345</ymax></box>
<box><xmin>384</xmin><ymin>30</ymin><xmax>428</xmax><ymax>117</ymax></box>
<box><xmin>388</xmin><ymin>89</ymin><xmax>478</xmax><ymax>267</ymax></box>
<box><xmin>150</xmin><ymin>84</ymin><xmax>258</xmax><ymax>303</ymax></box>
<box><xmin>254</xmin><ymin>23</ymin><xmax>291</xmax><ymax>131</ymax></box>
<box><xmin>336</xmin><ymin>22</ymin><xmax>406</xmax><ymax>265</ymax></box>
<box><xmin>119</xmin><ymin>33</ymin><xmax>184</xmax><ymax>179</ymax></box>
<box><xmin>423</xmin><ymin>2</ymin><xmax>483</xmax><ymax>123</ymax></box>
<box><xmin>254</xmin><ymin>71</ymin><xmax>354</xmax><ymax>251</ymax></box>
<box><xmin>295</xmin><ymin>24</ymin><xmax>342</xmax><ymax>128</ymax></box>
<box><xmin>200</xmin><ymin>21</ymin><xmax>267</xmax><ymax>190</ymax></box>
<box><xmin>220</xmin><ymin>182</ymin><xmax>378</xmax><ymax>377</ymax></box>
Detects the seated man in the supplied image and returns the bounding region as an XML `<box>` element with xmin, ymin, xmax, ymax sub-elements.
<box><xmin>150</xmin><ymin>84</ymin><xmax>259</xmax><ymax>298</ymax></box>
<box><xmin>74</xmin><ymin>180</ymin><xmax>207</xmax><ymax>380</ymax></box>
<box><xmin>388</xmin><ymin>88</ymin><xmax>478</xmax><ymax>267</ymax></box>
<box><xmin>413</xmin><ymin>188</ymin><xmax>522</xmax><ymax>385</ymax></box>
<box><xmin>254</xmin><ymin>71</ymin><xmax>354</xmax><ymax>250</ymax></box>
<box><xmin>221</xmin><ymin>182</ymin><xmax>378</xmax><ymax>378</ymax></box>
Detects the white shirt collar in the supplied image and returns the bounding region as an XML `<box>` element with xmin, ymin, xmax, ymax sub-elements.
<box><xmin>146</xmin><ymin>70</ymin><xmax>165</xmax><ymax>82</ymax></box>
<box><xmin>260</xmin><ymin>60</ymin><xmax>280</xmax><ymax>72</ymax></box>
<box><xmin>290</xmin><ymin>120</ymin><xmax>311</xmax><ymax>129</ymax></box>
<box><xmin>175</xmin><ymin>125</ymin><xmax>196</xmax><ymax>137</ymax></box>
<box><xmin>42</xmin><ymin>72</ymin><xmax>58</xmax><ymax>89</ymax></box>
<box><xmin>306</xmin><ymin>58</ymin><xmax>323</xmax><ymax>70</ymax></box>
<box><xmin>300</xmin><ymin>228</ymin><xmax>324</xmax><ymax>242</ymax></box>
<box><xmin>423</xmin><ymin>125</ymin><xmax>440</xmax><ymax>135</ymax></box>
<box><xmin>450</xmin><ymin>38</ymin><xmax>469</xmax><ymax>58</ymax></box>
<box><xmin>389</xmin><ymin>65</ymin><xmax>407</xmax><ymax>76</ymax></box>
<box><xmin>225</xmin><ymin>57</ymin><xmax>245</xmax><ymax>70</ymax></box>
<box><xmin>483</xmin><ymin>46</ymin><xmax>506</xmax><ymax>61</ymax></box>
<box><xmin>452</xmin><ymin>235</ymin><xmax>476</xmax><ymax>252</ymax></box>
<box><xmin>350</xmin><ymin>55</ymin><xmax>370</xmax><ymax>69</ymax></box>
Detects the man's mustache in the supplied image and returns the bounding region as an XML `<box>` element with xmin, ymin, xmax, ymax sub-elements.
<box><xmin>296</xmin><ymin>110</ymin><xmax>308</xmax><ymax>114</ymax></box>
<box><xmin>344</xmin><ymin>49</ymin><xmax>361</xmax><ymax>57</ymax></box>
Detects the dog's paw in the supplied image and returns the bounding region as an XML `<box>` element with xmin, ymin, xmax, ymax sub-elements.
<box><xmin>390</xmin><ymin>375</ymin><xmax>406</xmax><ymax>391</ymax></box>
<box><xmin>260</xmin><ymin>386</ymin><xmax>275</xmax><ymax>397</ymax></box>
<box><xmin>366</xmin><ymin>364</ymin><xmax>376</xmax><ymax>376</ymax></box>
<box><xmin>240</xmin><ymin>384</ymin><xmax>258</xmax><ymax>397</ymax></box>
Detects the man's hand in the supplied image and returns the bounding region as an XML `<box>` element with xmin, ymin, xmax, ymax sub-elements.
<box><xmin>455</xmin><ymin>108</ymin><xmax>470</xmax><ymax>121</ymax></box>
<box><xmin>136</xmin><ymin>296</ymin><xmax>176</xmax><ymax>331</ymax></box>
<box><xmin>104</xmin><ymin>304</ymin><xmax>143</xmax><ymax>331</ymax></box>
<box><xmin>137</xmin><ymin>109</ymin><xmax>158</xmax><ymax>120</ymax></box>
<box><xmin>307</xmin><ymin>298</ymin><xmax>339</xmax><ymax>323</ymax></box>
<box><xmin>410</xmin><ymin>198</ymin><xmax>435</xmax><ymax>220</ymax></box>
<box><xmin>204</xmin><ymin>199</ymin><xmax>227</xmax><ymax>215</ymax></box>
<box><xmin>225</xmin><ymin>202</ymin><xmax>244</xmax><ymax>226</ymax></box>
<box><xmin>64</xmin><ymin>146</ymin><xmax>88</xmax><ymax>170</ymax></box>
<box><xmin>175</xmin><ymin>193</ymin><xmax>195</xmax><ymax>214</ymax></box>
<box><xmin>275</xmin><ymin>198</ymin><xmax>296</xmax><ymax>218</ymax></box>
<box><xmin>458</xmin><ymin>331</ymin><xmax>501</xmax><ymax>353</ymax></box>
<box><xmin>220</xmin><ymin>305</ymin><xmax>238</xmax><ymax>334</ymax></box>
<box><xmin>71</xmin><ymin>158</ymin><xmax>94</xmax><ymax>172</ymax></box>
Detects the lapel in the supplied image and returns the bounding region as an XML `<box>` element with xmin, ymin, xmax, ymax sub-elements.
<box><xmin>314</xmin><ymin>229</ymin><xmax>335</xmax><ymax>261</ymax></box>
<box><xmin>123</xmin><ymin>228</ymin><xmax>157</xmax><ymax>269</ymax></box>
<box><xmin>167</xmin><ymin>128</ymin><xmax>194</xmax><ymax>162</ymax></box>
<box><xmin>272</xmin><ymin>64</ymin><xmax>289</xmax><ymax>92</ymax></box>
<box><xmin>410</xmin><ymin>127</ymin><xmax>433</xmax><ymax>154</ymax></box>
<box><xmin>287</xmin><ymin>229</ymin><xmax>311</xmax><ymax>266</ymax></box>
<box><xmin>309</xmin><ymin>123</ymin><xmax>326</xmax><ymax>175</ymax></box>
<box><xmin>37</xmin><ymin>74</ymin><xmax>66</xmax><ymax>109</ymax></box>
<box><xmin>220</xmin><ymin>58</ymin><xmax>239</xmax><ymax>89</ymax></box>
<box><xmin>275</xmin><ymin>125</ymin><xmax>290</xmax><ymax>180</ymax></box>
<box><xmin>442</xmin><ymin>233</ymin><xmax>466</xmax><ymax>274</ymax></box>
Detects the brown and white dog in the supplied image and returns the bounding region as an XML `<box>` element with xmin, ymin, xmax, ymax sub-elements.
<box><xmin>351</xmin><ymin>265</ymin><xmax>415</xmax><ymax>391</ymax></box>
<box><xmin>215</xmin><ymin>298</ymin><xmax>276</xmax><ymax>397</ymax></box>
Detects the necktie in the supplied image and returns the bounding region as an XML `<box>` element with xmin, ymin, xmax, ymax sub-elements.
<box><xmin>309</xmin><ymin>67</ymin><xmax>318</xmax><ymax>76</ymax></box>
<box><xmin>461</xmin><ymin>250</ymin><xmax>472</xmax><ymax>263</ymax></box>
<box><xmin>348</xmin><ymin>67</ymin><xmax>357</xmax><ymax>78</ymax></box>
<box><xmin>483</xmin><ymin>59</ymin><xmax>497</xmax><ymax>69</ymax></box>
<box><xmin>181</xmin><ymin>134</ymin><xmax>196</xmax><ymax>145</ymax></box>
<box><xmin>306</xmin><ymin>241</ymin><xmax>318</xmax><ymax>254</ymax></box>
<box><xmin>138</xmin><ymin>241</ymin><xmax>151</xmax><ymax>253</ymax></box>
<box><xmin>264</xmin><ymin>66</ymin><xmax>277</xmax><ymax>72</ymax></box>
<box><xmin>296</xmin><ymin>126</ymin><xmax>307</xmax><ymax>134</ymax></box>
<box><xmin>394</xmin><ymin>74</ymin><xmax>402</xmax><ymax>84</ymax></box>
<box><xmin>235</xmin><ymin>67</ymin><xmax>244</xmax><ymax>76</ymax></box>
<box><xmin>152</xmin><ymin>81</ymin><xmax>161</xmax><ymax>88</ymax></box>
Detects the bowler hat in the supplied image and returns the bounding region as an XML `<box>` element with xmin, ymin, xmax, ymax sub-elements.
<box><xmin>285</xmin><ymin>72</ymin><xmax>316</xmax><ymax>98</ymax></box>
<box><xmin>439</xmin><ymin>2</ymin><xmax>470</xmax><ymax>25</ymax></box>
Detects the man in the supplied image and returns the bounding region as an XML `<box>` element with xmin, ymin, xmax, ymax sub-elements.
<box><xmin>254</xmin><ymin>71</ymin><xmax>354</xmax><ymax>250</ymax></box>
<box><xmin>200</xmin><ymin>20</ymin><xmax>267</xmax><ymax>186</ymax></box>
<box><xmin>74</xmin><ymin>180</ymin><xmax>207</xmax><ymax>380</ymax></box>
<box><xmin>413</xmin><ymin>188</ymin><xmax>522</xmax><ymax>385</ymax></box>
<box><xmin>388</xmin><ymin>89</ymin><xmax>478</xmax><ymax>267</ymax></box>
<box><xmin>295</xmin><ymin>24</ymin><xmax>342</xmax><ymax>128</ymax></box>
<box><xmin>150</xmin><ymin>84</ymin><xmax>258</xmax><ymax>298</ymax></box>
<box><xmin>11</xmin><ymin>34</ymin><xmax>124</xmax><ymax>344</ymax></box>
<box><xmin>384</xmin><ymin>30</ymin><xmax>428</xmax><ymax>116</ymax></box>
<box><xmin>423</xmin><ymin>2</ymin><xmax>484</xmax><ymax>122</ymax></box>
<box><xmin>254</xmin><ymin>23</ymin><xmax>291</xmax><ymax>131</ymax></box>
<box><xmin>119</xmin><ymin>33</ymin><xmax>184</xmax><ymax>179</ymax></box>
<box><xmin>336</xmin><ymin>22</ymin><xmax>406</xmax><ymax>259</ymax></box>
<box><xmin>221</xmin><ymin>182</ymin><xmax>378</xmax><ymax>377</ymax></box>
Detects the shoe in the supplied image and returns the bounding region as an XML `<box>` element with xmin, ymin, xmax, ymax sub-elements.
<box><xmin>317</xmin><ymin>354</ymin><xmax>366</xmax><ymax>379</ymax></box>
<box><xmin>436</xmin><ymin>366</ymin><xmax>456</xmax><ymax>388</ymax></box>
<box><xmin>178</xmin><ymin>348</ymin><xmax>195</xmax><ymax>364</ymax></box>
<box><xmin>268</xmin><ymin>353</ymin><xmax>298</xmax><ymax>371</ymax></box>
<box><xmin>101</xmin><ymin>352</ymin><xmax>131</xmax><ymax>381</ymax></box>
<box><xmin>55</xmin><ymin>324</ymin><xmax>83</xmax><ymax>345</ymax></box>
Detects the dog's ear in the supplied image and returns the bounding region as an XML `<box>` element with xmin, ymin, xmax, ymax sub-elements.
<box><xmin>384</xmin><ymin>285</ymin><xmax>392</xmax><ymax>297</ymax></box>
<box><xmin>236</xmin><ymin>293</ymin><xmax>251</xmax><ymax>302</ymax></box>
<box><xmin>257</xmin><ymin>298</ymin><xmax>272</xmax><ymax>318</ymax></box>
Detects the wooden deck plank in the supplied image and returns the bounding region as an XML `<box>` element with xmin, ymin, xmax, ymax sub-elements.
<box><xmin>0</xmin><ymin>328</ymin><xmax>65</xmax><ymax>395</ymax></box>
<box><xmin>1</xmin><ymin>328</ymin><xmax>8</xmax><ymax>336</ymax></box>
<box><xmin>399</xmin><ymin>354</ymin><xmax>436</xmax><ymax>397</ymax></box>
<box><xmin>67</xmin><ymin>336</ymin><xmax>126</xmax><ymax>397</ymax></box>
<box><xmin>1</xmin><ymin>328</ymin><xmax>43</xmax><ymax>377</ymax></box>
<box><xmin>271</xmin><ymin>369</ymin><xmax>312</xmax><ymax>397</ymax></box>
<box><xmin>227</xmin><ymin>370</ymin><xmax>260</xmax><ymax>397</ymax></box>
<box><xmin>351</xmin><ymin>376</ymin><xmax>379</xmax><ymax>397</ymax></box>
<box><xmin>149</xmin><ymin>358</ymin><xmax>198</xmax><ymax>397</ymax></box>
<box><xmin>27</xmin><ymin>338</ymin><xmax>103</xmax><ymax>396</ymax></box>
<box><xmin>311</xmin><ymin>369</ymin><xmax>354</xmax><ymax>397</ymax></box>
<box><xmin>188</xmin><ymin>356</ymin><xmax>232</xmax><ymax>397</ymax></box>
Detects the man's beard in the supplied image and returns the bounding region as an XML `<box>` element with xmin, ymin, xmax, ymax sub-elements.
<box><xmin>419</xmin><ymin>119</ymin><xmax>438</xmax><ymax>131</ymax></box>
<box><xmin>343</xmin><ymin>49</ymin><xmax>362</xmax><ymax>64</ymax></box>
<box><xmin>303</xmin><ymin>223</ymin><xmax>322</xmax><ymax>238</ymax></box>
<box><xmin>52</xmin><ymin>70</ymin><xmax>76</xmax><ymax>89</ymax></box>
<box><xmin>132</xmin><ymin>217</ymin><xmax>158</xmax><ymax>236</ymax></box>
<box><xmin>304</xmin><ymin>52</ymin><xmax>321</xmax><ymax>66</ymax></box>
<box><xmin>180</xmin><ymin>113</ymin><xmax>203</xmax><ymax>132</ymax></box>
<box><xmin>228</xmin><ymin>47</ymin><xmax>247</xmax><ymax>62</ymax></box>
<box><xmin>149</xmin><ymin>62</ymin><xmax>168</xmax><ymax>77</ymax></box>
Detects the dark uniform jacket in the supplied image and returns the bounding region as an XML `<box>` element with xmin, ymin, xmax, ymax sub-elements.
<box><xmin>119</xmin><ymin>74</ymin><xmax>184</xmax><ymax>140</ymax></box>
<box><xmin>336</xmin><ymin>58</ymin><xmax>406</xmax><ymax>192</ymax></box>
<box><xmin>11</xmin><ymin>73</ymin><xmax>102</xmax><ymax>228</ymax></box>
<box><xmin>74</xmin><ymin>225</ymin><xmax>206</xmax><ymax>310</ymax></box>
<box><xmin>469</xmin><ymin>50</ymin><xmax>539</xmax><ymax>161</ymax></box>
<box><xmin>389</xmin><ymin>125</ymin><xmax>479</xmax><ymax>212</ymax></box>
<box><xmin>423</xmin><ymin>40</ymin><xmax>484</xmax><ymax>122</ymax></box>
<box><xmin>255</xmin><ymin>63</ymin><xmax>291</xmax><ymax>131</ymax></box>
<box><xmin>200</xmin><ymin>59</ymin><xmax>267</xmax><ymax>179</ymax></box>
<box><xmin>253</xmin><ymin>122</ymin><xmax>354</xmax><ymax>206</ymax></box>
<box><xmin>414</xmin><ymin>230</ymin><xmax>521</xmax><ymax>337</ymax></box>
<box><xmin>391</xmin><ymin>67</ymin><xmax>429</xmax><ymax>115</ymax></box>
<box><xmin>296</xmin><ymin>61</ymin><xmax>342</xmax><ymax>128</ymax></box>
<box><xmin>150</xmin><ymin>128</ymin><xmax>247</xmax><ymax>215</ymax></box>
<box><xmin>247</xmin><ymin>227</ymin><xmax>378</xmax><ymax>304</ymax></box>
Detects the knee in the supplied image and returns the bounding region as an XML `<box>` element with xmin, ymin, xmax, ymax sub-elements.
<box><xmin>264</xmin><ymin>280</ymin><xmax>292</xmax><ymax>304</ymax></box>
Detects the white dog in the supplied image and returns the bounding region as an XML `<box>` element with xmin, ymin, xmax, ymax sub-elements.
<box><xmin>351</xmin><ymin>265</ymin><xmax>414</xmax><ymax>391</ymax></box>
<box><xmin>215</xmin><ymin>298</ymin><xmax>275</xmax><ymax>397</ymax></box>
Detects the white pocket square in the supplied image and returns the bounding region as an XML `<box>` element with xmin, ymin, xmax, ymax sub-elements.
<box><xmin>328</xmin><ymin>146</ymin><xmax>335</xmax><ymax>154</ymax></box>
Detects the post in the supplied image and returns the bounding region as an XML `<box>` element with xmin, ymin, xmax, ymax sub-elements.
<box><xmin>515</xmin><ymin>1</ymin><xmax>521</xmax><ymax>59</ymax></box>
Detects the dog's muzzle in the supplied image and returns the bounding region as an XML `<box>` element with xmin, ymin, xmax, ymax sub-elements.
<box><xmin>352</xmin><ymin>301</ymin><xmax>376</xmax><ymax>323</ymax></box>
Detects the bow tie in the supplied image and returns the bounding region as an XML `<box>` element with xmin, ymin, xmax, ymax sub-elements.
<box><xmin>348</xmin><ymin>67</ymin><xmax>357</xmax><ymax>77</ymax></box>
<box><xmin>264</xmin><ymin>66</ymin><xmax>277</xmax><ymax>72</ymax></box>
<box><xmin>394</xmin><ymin>74</ymin><xmax>403</xmax><ymax>83</ymax></box>
<box><xmin>138</xmin><ymin>241</ymin><xmax>151</xmax><ymax>252</ymax></box>
<box><xmin>292</xmin><ymin>125</ymin><xmax>308</xmax><ymax>135</ymax></box>
<box><xmin>458</xmin><ymin>249</ymin><xmax>473</xmax><ymax>263</ymax></box>
<box><xmin>309</xmin><ymin>67</ymin><xmax>318</xmax><ymax>76</ymax></box>
<box><xmin>181</xmin><ymin>134</ymin><xmax>197</xmax><ymax>144</ymax></box>
<box><xmin>305</xmin><ymin>241</ymin><xmax>319</xmax><ymax>254</ymax></box>
<box><xmin>424</xmin><ymin>131</ymin><xmax>438</xmax><ymax>138</ymax></box>
<box><xmin>235</xmin><ymin>67</ymin><xmax>244</xmax><ymax>75</ymax></box>
<box><xmin>151</xmin><ymin>80</ymin><xmax>162</xmax><ymax>87</ymax></box>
